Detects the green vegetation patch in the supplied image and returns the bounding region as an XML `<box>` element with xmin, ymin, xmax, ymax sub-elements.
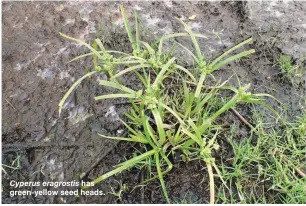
<box><xmin>57</xmin><ymin>6</ymin><xmax>304</xmax><ymax>204</ymax></box>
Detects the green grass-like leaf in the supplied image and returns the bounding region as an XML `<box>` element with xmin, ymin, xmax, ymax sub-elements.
<box><xmin>158</xmin><ymin>32</ymin><xmax>207</xmax><ymax>55</ymax></box>
<box><xmin>82</xmin><ymin>149</ymin><xmax>157</xmax><ymax>189</ymax></box>
<box><xmin>95</xmin><ymin>93</ymin><xmax>137</xmax><ymax>101</ymax></box>
<box><xmin>98</xmin><ymin>133</ymin><xmax>148</xmax><ymax>144</ymax></box>
<box><xmin>120</xmin><ymin>5</ymin><xmax>136</xmax><ymax>52</ymax></box>
<box><xmin>194</xmin><ymin>72</ymin><xmax>207</xmax><ymax>98</ymax></box>
<box><xmin>173</xmin><ymin>64</ymin><xmax>196</xmax><ymax>82</ymax></box>
<box><xmin>59</xmin><ymin>32</ymin><xmax>103</xmax><ymax>59</ymax></box>
<box><xmin>59</xmin><ymin>71</ymin><xmax>97</xmax><ymax>116</ymax></box>
<box><xmin>152</xmin><ymin>108</ymin><xmax>166</xmax><ymax>145</ymax></box>
<box><xmin>152</xmin><ymin>57</ymin><xmax>176</xmax><ymax>88</ymax></box>
<box><xmin>212</xmin><ymin>49</ymin><xmax>255</xmax><ymax>71</ymax></box>
<box><xmin>211</xmin><ymin>37</ymin><xmax>253</xmax><ymax>66</ymax></box>
<box><xmin>155</xmin><ymin>152</ymin><xmax>171</xmax><ymax>203</ymax></box>
<box><xmin>176</xmin><ymin>18</ymin><xmax>205</xmax><ymax>65</ymax></box>
<box><xmin>99</xmin><ymin>80</ymin><xmax>137</xmax><ymax>94</ymax></box>
<box><xmin>111</xmin><ymin>64</ymin><xmax>151</xmax><ymax>79</ymax></box>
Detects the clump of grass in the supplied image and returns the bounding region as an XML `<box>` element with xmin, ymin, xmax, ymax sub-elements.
<box><xmin>58</xmin><ymin>5</ymin><xmax>278</xmax><ymax>204</ymax></box>
<box><xmin>277</xmin><ymin>54</ymin><xmax>305</xmax><ymax>85</ymax></box>
<box><xmin>217</xmin><ymin>111</ymin><xmax>306</xmax><ymax>204</ymax></box>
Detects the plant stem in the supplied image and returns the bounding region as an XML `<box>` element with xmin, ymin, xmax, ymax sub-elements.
<box><xmin>206</xmin><ymin>160</ymin><xmax>215</xmax><ymax>204</ymax></box>
<box><xmin>230</xmin><ymin>108</ymin><xmax>254</xmax><ymax>129</ymax></box>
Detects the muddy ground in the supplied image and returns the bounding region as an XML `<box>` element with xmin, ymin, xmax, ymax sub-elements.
<box><xmin>2</xmin><ymin>1</ymin><xmax>306</xmax><ymax>204</ymax></box>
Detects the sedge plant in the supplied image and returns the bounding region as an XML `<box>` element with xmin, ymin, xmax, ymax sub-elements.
<box><xmin>58</xmin><ymin>6</ymin><xmax>279</xmax><ymax>204</ymax></box>
<box><xmin>277</xmin><ymin>54</ymin><xmax>305</xmax><ymax>85</ymax></box>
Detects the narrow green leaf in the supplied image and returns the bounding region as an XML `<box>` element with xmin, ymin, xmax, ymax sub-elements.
<box><xmin>67</xmin><ymin>50</ymin><xmax>131</xmax><ymax>63</ymax></box>
<box><xmin>134</xmin><ymin>71</ymin><xmax>148</xmax><ymax>88</ymax></box>
<box><xmin>93</xmin><ymin>41</ymin><xmax>98</xmax><ymax>69</ymax></box>
<box><xmin>176</xmin><ymin>18</ymin><xmax>204</xmax><ymax>64</ymax></box>
<box><xmin>249</xmin><ymin>101</ymin><xmax>281</xmax><ymax>120</ymax></box>
<box><xmin>212</xmin><ymin>49</ymin><xmax>255</xmax><ymax>71</ymax></box>
<box><xmin>95</xmin><ymin>38</ymin><xmax>106</xmax><ymax>53</ymax></box>
<box><xmin>120</xmin><ymin>56</ymin><xmax>146</xmax><ymax>61</ymax></box>
<box><xmin>120</xmin><ymin>5</ymin><xmax>136</xmax><ymax>52</ymax></box>
<box><xmin>194</xmin><ymin>87</ymin><xmax>217</xmax><ymax>113</ymax></box>
<box><xmin>183</xmin><ymin>82</ymin><xmax>190</xmax><ymax>105</ymax></box>
<box><xmin>143</xmin><ymin>116</ymin><xmax>160</xmax><ymax>147</ymax></box>
<box><xmin>82</xmin><ymin>149</ymin><xmax>156</xmax><ymax>189</ymax></box>
<box><xmin>174</xmin><ymin>42</ymin><xmax>198</xmax><ymax>64</ymax></box>
<box><xmin>95</xmin><ymin>93</ymin><xmax>136</xmax><ymax>101</ymax></box>
<box><xmin>187</xmin><ymin>118</ymin><xmax>202</xmax><ymax>138</ymax></box>
<box><xmin>198</xmin><ymin>119</ymin><xmax>212</xmax><ymax>135</ymax></box>
<box><xmin>140</xmin><ymin>41</ymin><xmax>155</xmax><ymax>56</ymax></box>
<box><xmin>106</xmin><ymin>50</ymin><xmax>130</xmax><ymax>56</ymax></box>
<box><xmin>253</xmin><ymin>93</ymin><xmax>283</xmax><ymax>105</ymax></box>
<box><xmin>211</xmin><ymin>37</ymin><xmax>253</xmax><ymax>66</ymax></box>
<box><xmin>174</xmin><ymin>64</ymin><xmax>196</xmax><ymax>82</ymax></box>
<box><xmin>59</xmin><ymin>71</ymin><xmax>97</xmax><ymax>116</ymax></box>
<box><xmin>59</xmin><ymin>32</ymin><xmax>103</xmax><ymax>59</ymax></box>
<box><xmin>180</xmin><ymin>138</ymin><xmax>196</xmax><ymax>149</ymax></box>
<box><xmin>152</xmin><ymin>57</ymin><xmax>176</xmax><ymax>88</ymax></box>
<box><xmin>98</xmin><ymin>133</ymin><xmax>148</xmax><ymax>144</ymax></box>
<box><xmin>134</xmin><ymin>10</ymin><xmax>140</xmax><ymax>53</ymax></box>
<box><xmin>159</xmin><ymin>102</ymin><xmax>185</xmax><ymax>125</ymax></box>
<box><xmin>111</xmin><ymin>64</ymin><xmax>151</xmax><ymax>79</ymax></box>
<box><xmin>173</xmin><ymin>127</ymin><xmax>184</xmax><ymax>145</ymax></box>
<box><xmin>195</xmin><ymin>72</ymin><xmax>206</xmax><ymax>98</ymax></box>
<box><xmin>152</xmin><ymin>108</ymin><xmax>166</xmax><ymax>145</ymax></box>
<box><xmin>142</xmin><ymin>151</ymin><xmax>173</xmax><ymax>184</ymax></box>
<box><xmin>112</xmin><ymin>60</ymin><xmax>146</xmax><ymax>65</ymax></box>
<box><xmin>181</xmin><ymin>127</ymin><xmax>202</xmax><ymax>145</ymax></box>
<box><xmin>68</xmin><ymin>53</ymin><xmax>94</xmax><ymax>63</ymax></box>
<box><xmin>99</xmin><ymin>80</ymin><xmax>136</xmax><ymax>94</ymax></box>
<box><xmin>120</xmin><ymin>119</ymin><xmax>140</xmax><ymax>137</ymax></box>
<box><xmin>183</xmin><ymin>82</ymin><xmax>194</xmax><ymax>119</ymax></box>
<box><xmin>212</xmin><ymin>162</ymin><xmax>230</xmax><ymax>190</ymax></box>
<box><xmin>158</xmin><ymin>32</ymin><xmax>207</xmax><ymax>55</ymax></box>
<box><xmin>155</xmin><ymin>152</ymin><xmax>171</xmax><ymax>203</ymax></box>
<box><xmin>210</xmin><ymin>94</ymin><xmax>239</xmax><ymax>121</ymax></box>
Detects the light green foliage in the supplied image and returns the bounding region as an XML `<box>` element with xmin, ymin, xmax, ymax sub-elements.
<box><xmin>59</xmin><ymin>6</ymin><xmax>278</xmax><ymax>203</ymax></box>
<box><xmin>277</xmin><ymin>54</ymin><xmax>305</xmax><ymax>85</ymax></box>
<box><xmin>278</xmin><ymin>55</ymin><xmax>294</xmax><ymax>74</ymax></box>
<box><xmin>217</xmin><ymin>112</ymin><xmax>306</xmax><ymax>204</ymax></box>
